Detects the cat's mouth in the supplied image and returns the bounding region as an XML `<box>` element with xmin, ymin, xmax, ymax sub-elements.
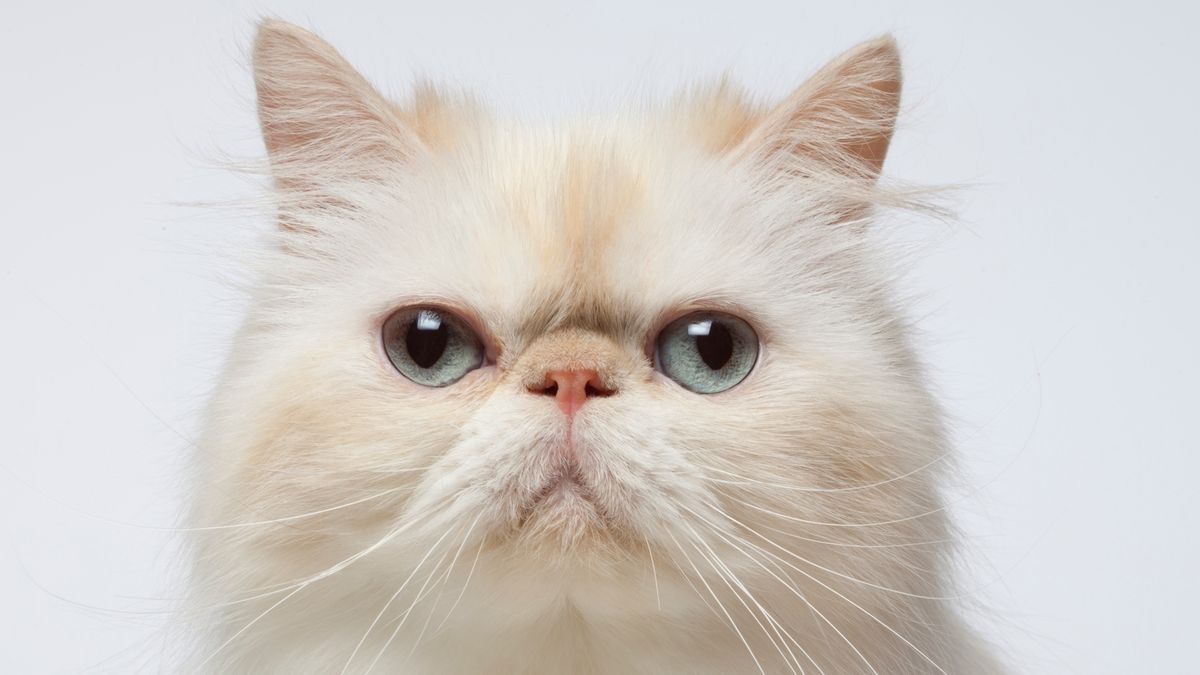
<box><xmin>493</xmin><ymin>436</ymin><xmax>638</xmax><ymax>551</ymax></box>
<box><xmin>516</xmin><ymin>461</ymin><xmax>608</xmax><ymax>533</ymax></box>
<box><xmin>532</xmin><ymin>465</ymin><xmax>590</xmax><ymax>503</ymax></box>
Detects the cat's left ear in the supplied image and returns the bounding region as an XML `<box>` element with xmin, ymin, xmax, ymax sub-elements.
<box><xmin>733</xmin><ymin>36</ymin><xmax>901</xmax><ymax>181</ymax></box>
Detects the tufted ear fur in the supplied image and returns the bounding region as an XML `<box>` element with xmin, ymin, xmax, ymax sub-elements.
<box><xmin>733</xmin><ymin>36</ymin><xmax>902</xmax><ymax>182</ymax></box>
<box><xmin>252</xmin><ymin>20</ymin><xmax>421</xmax><ymax>195</ymax></box>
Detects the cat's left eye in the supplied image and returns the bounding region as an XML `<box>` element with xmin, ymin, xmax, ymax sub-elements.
<box><xmin>654</xmin><ymin>311</ymin><xmax>759</xmax><ymax>394</ymax></box>
<box><xmin>382</xmin><ymin>307</ymin><xmax>484</xmax><ymax>387</ymax></box>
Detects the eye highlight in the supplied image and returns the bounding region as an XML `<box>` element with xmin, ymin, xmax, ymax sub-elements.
<box><xmin>654</xmin><ymin>311</ymin><xmax>759</xmax><ymax>394</ymax></box>
<box><xmin>382</xmin><ymin>307</ymin><xmax>484</xmax><ymax>387</ymax></box>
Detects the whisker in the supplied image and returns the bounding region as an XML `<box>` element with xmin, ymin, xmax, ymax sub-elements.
<box><xmin>712</xmin><ymin>502</ymin><xmax>958</xmax><ymax>601</ymax></box>
<box><xmin>404</xmin><ymin>512</ymin><xmax>485</xmax><ymax>664</ymax></box>
<box><xmin>191</xmin><ymin>501</ymin><xmax>442</xmax><ymax>671</ymax></box>
<box><xmin>192</xmin><ymin>578</ymin><xmax>309</xmax><ymax>673</ymax></box>
<box><xmin>680</xmin><ymin>507</ymin><xmax>869</xmax><ymax>675</ymax></box>
<box><xmin>681</xmin><ymin>525</ymin><xmax>804</xmax><ymax>675</ymax></box>
<box><xmin>657</xmin><ymin>543</ymin><xmax>723</xmax><ymax>622</ymax></box>
<box><xmin>339</xmin><ymin>525</ymin><xmax>458</xmax><ymax>674</ymax></box>
<box><xmin>0</xmin><ymin>463</ymin><xmax>430</xmax><ymax>535</ymax></box>
<box><xmin>430</xmin><ymin>530</ymin><xmax>486</xmax><ymax>637</ymax></box>
<box><xmin>755</xmin><ymin>520</ymin><xmax>956</xmax><ymax>551</ymax></box>
<box><xmin>364</xmin><ymin>540</ymin><xmax>459</xmax><ymax>675</ymax></box>
<box><xmin>693</xmin><ymin>503</ymin><xmax>949</xmax><ymax>675</ymax></box>
<box><xmin>731</xmin><ymin>496</ymin><xmax>951</xmax><ymax>529</ymax></box>
<box><xmin>665</xmin><ymin>530</ymin><xmax>767</xmax><ymax>675</ymax></box>
<box><xmin>691</xmin><ymin>456</ymin><xmax>949</xmax><ymax>493</ymax></box>
<box><xmin>190</xmin><ymin>485</ymin><xmax>412</xmax><ymax>532</ymax></box>
<box><xmin>643</xmin><ymin>534</ymin><xmax>662</xmax><ymax>612</ymax></box>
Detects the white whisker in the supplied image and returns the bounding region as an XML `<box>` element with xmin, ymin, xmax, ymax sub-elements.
<box><xmin>665</xmin><ymin>529</ymin><xmax>767</xmax><ymax>675</ymax></box>
<box><xmin>681</xmin><ymin>525</ymin><xmax>804</xmax><ymax>675</ymax></box>
<box><xmin>680</xmin><ymin>506</ymin><xmax>868</xmax><ymax>675</ymax></box>
<box><xmin>695</xmin><ymin>503</ymin><xmax>949</xmax><ymax>675</ymax></box>
<box><xmin>339</xmin><ymin>525</ymin><xmax>458</xmax><ymax>674</ymax></box>
<box><xmin>732</xmin><ymin>496</ymin><xmax>950</xmax><ymax>529</ymax></box>
<box><xmin>714</xmin><ymin>501</ymin><xmax>958</xmax><ymax>601</ymax></box>
<box><xmin>691</xmin><ymin>454</ymin><xmax>949</xmax><ymax>493</ymax></box>
<box><xmin>430</xmin><ymin>530</ymin><xmax>485</xmax><ymax>638</ymax></box>
<box><xmin>643</xmin><ymin>534</ymin><xmax>662</xmax><ymax>612</ymax></box>
<box><xmin>364</xmin><ymin>541</ymin><xmax>458</xmax><ymax>675</ymax></box>
<box><xmin>191</xmin><ymin>501</ymin><xmax>443</xmax><ymax>671</ymax></box>
<box><xmin>404</xmin><ymin>511</ymin><xmax>484</xmax><ymax>664</ymax></box>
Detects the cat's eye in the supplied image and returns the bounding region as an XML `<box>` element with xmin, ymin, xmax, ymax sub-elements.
<box><xmin>382</xmin><ymin>307</ymin><xmax>484</xmax><ymax>387</ymax></box>
<box><xmin>654</xmin><ymin>312</ymin><xmax>759</xmax><ymax>394</ymax></box>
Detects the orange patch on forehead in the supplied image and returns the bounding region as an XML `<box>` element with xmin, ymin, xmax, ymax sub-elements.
<box><xmin>680</xmin><ymin>78</ymin><xmax>764</xmax><ymax>154</ymax></box>
<box><xmin>507</xmin><ymin>136</ymin><xmax>645</xmax><ymax>339</ymax></box>
<box><xmin>393</xmin><ymin>84</ymin><xmax>481</xmax><ymax>151</ymax></box>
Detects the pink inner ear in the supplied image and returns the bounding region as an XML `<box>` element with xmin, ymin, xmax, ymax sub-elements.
<box><xmin>732</xmin><ymin>36</ymin><xmax>902</xmax><ymax>180</ymax></box>
<box><xmin>252</xmin><ymin>20</ymin><xmax>418</xmax><ymax>180</ymax></box>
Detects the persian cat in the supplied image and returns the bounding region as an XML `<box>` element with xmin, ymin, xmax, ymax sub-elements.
<box><xmin>183</xmin><ymin>19</ymin><xmax>1005</xmax><ymax>674</ymax></box>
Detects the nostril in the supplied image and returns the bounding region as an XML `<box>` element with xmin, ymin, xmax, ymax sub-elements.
<box><xmin>530</xmin><ymin>369</ymin><xmax>617</xmax><ymax>415</ymax></box>
<box><xmin>526</xmin><ymin>377</ymin><xmax>560</xmax><ymax>397</ymax></box>
<box><xmin>584</xmin><ymin>382</ymin><xmax>614</xmax><ymax>398</ymax></box>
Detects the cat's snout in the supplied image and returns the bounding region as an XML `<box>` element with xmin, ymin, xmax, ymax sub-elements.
<box><xmin>528</xmin><ymin>368</ymin><xmax>616</xmax><ymax>417</ymax></box>
<box><xmin>516</xmin><ymin>328</ymin><xmax>628</xmax><ymax>416</ymax></box>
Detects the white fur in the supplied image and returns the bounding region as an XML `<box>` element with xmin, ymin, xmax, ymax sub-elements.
<box><xmin>180</xmin><ymin>21</ymin><xmax>1005</xmax><ymax>674</ymax></box>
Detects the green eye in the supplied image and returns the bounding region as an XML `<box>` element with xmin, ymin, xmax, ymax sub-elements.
<box><xmin>383</xmin><ymin>308</ymin><xmax>484</xmax><ymax>387</ymax></box>
<box><xmin>654</xmin><ymin>312</ymin><xmax>758</xmax><ymax>394</ymax></box>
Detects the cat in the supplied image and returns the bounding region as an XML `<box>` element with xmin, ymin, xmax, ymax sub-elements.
<box><xmin>182</xmin><ymin>19</ymin><xmax>1005</xmax><ymax>674</ymax></box>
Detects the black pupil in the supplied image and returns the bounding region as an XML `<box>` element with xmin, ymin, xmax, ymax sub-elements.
<box><xmin>695</xmin><ymin>321</ymin><xmax>733</xmax><ymax>370</ymax></box>
<box><xmin>406</xmin><ymin>312</ymin><xmax>449</xmax><ymax>369</ymax></box>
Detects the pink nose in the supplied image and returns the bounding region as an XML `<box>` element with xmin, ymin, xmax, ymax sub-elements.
<box><xmin>531</xmin><ymin>368</ymin><xmax>615</xmax><ymax>417</ymax></box>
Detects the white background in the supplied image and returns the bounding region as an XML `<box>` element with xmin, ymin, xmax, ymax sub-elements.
<box><xmin>2</xmin><ymin>1</ymin><xmax>1197</xmax><ymax>672</ymax></box>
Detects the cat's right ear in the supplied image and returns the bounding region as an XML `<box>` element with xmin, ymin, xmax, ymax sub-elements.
<box><xmin>731</xmin><ymin>37</ymin><xmax>902</xmax><ymax>183</ymax></box>
<box><xmin>252</xmin><ymin>20</ymin><xmax>421</xmax><ymax>190</ymax></box>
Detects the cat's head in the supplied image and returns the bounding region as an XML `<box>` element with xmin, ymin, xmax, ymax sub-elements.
<box><xmin>194</xmin><ymin>20</ymin><xmax>947</xmax><ymax>617</ymax></box>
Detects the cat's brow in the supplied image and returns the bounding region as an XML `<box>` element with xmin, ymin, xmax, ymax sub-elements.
<box><xmin>515</xmin><ymin>285</ymin><xmax>643</xmax><ymax>343</ymax></box>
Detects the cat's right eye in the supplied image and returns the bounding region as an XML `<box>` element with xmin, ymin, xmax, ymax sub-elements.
<box><xmin>382</xmin><ymin>307</ymin><xmax>484</xmax><ymax>387</ymax></box>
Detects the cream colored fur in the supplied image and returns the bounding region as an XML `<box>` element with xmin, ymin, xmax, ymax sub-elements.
<box><xmin>182</xmin><ymin>20</ymin><xmax>1005</xmax><ymax>674</ymax></box>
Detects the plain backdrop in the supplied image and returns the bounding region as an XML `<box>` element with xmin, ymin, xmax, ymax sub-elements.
<box><xmin>2</xmin><ymin>1</ymin><xmax>1197</xmax><ymax>672</ymax></box>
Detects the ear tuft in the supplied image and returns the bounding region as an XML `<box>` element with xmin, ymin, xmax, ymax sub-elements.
<box><xmin>735</xmin><ymin>36</ymin><xmax>902</xmax><ymax>181</ymax></box>
<box><xmin>252</xmin><ymin>19</ymin><xmax>418</xmax><ymax>178</ymax></box>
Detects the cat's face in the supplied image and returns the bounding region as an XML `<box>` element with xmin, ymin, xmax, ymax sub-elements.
<box><xmin>195</xmin><ymin>22</ymin><xmax>946</xmax><ymax>622</ymax></box>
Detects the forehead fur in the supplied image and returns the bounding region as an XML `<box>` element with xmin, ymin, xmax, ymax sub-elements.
<box><xmin>268</xmin><ymin>96</ymin><xmax>805</xmax><ymax>341</ymax></box>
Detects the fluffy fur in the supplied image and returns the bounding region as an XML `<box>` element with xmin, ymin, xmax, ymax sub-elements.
<box><xmin>183</xmin><ymin>20</ymin><xmax>1004</xmax><ymax>674</ymax></box>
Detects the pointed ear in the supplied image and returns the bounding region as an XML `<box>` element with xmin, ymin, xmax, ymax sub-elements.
<box><xmin>734</xmin><ymin>36</ymin><xmax>902</xmax><ymax>181</ymax></box>
<box><xmin>252</xmin><ymin>20</ymin><xmax>419</xmax><ymax>183</ymax></box>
